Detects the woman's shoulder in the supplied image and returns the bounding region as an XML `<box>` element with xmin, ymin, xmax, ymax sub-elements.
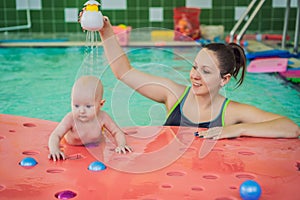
<box><xmin>227</xmin><ymin>100</ymin><xmax>255</xmax><ymax>110</ymax></box>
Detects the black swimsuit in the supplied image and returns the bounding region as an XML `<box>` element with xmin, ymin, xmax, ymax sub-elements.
<box><xmin>164</xmin><ymin>87</ymin><xmax>230</xmax><ymax>128</ymax></box>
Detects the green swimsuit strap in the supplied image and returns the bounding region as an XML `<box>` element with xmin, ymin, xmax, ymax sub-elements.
<box><xmin>221</xmin><ymin>99</ymin><xmax>230</xmax><ymax>126</ymax></box>
<box><xmin>166</xmin><ymin>86</ymin><xmax>190</xmax><ymax>119</ymax></box>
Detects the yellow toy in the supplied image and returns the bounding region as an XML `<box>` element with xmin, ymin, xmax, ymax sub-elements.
<box><xmin>80</xmin><ymin>0</ymin><xmax>104</xmax><ymax>31</ymax></box>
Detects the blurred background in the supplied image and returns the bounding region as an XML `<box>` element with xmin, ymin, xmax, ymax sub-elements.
<box><xmin>0</xmin><ymin>0</ymin><xmax>298</xmax><ymax>42</ymax></box>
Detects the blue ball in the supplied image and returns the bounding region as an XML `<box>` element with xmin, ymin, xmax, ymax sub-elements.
<box><xmin>20</xmin><ymin>157</ymin><xmax>38</xmax><ymax>167</ymax></box>
<box><xmin>239</xmin><ymin>180</ymin><xmax>262</xmax><ymax>200</ymax></box>
<box><xmin>88</xmin><ymin>161</ymin><xmax>106</xmax><ymax>171</ymax></box>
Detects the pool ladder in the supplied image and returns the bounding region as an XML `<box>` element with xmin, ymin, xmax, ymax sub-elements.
<box><xmin>230</xmin><ymin>0</ymin><xmax>299</xmax><ymax>54</ymax></box>
<box><xmin>229</xmin><ymin>0</ymin><xmax>266</xmax><ymax>45</ymax></box>
<box><xmin>282</xmin><ymin>0</ymin><xmax>300</xmax><ymax>54</ymax></box>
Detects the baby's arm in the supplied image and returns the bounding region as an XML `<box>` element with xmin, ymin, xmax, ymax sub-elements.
<box><xmin>102</xmin><ymin>111</ymin><xmax>132</xmax><ymax>154</ymax></box>
<box><xmin>48</xmin><ymin>113</ymin><xmax>73</xmax><ymax>161</ymax></box>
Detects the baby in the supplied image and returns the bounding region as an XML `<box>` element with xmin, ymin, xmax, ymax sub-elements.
<box><xmin>48</xmin><ymin>75</ymin><xmax>132</xmax><ymax>161</ymax></box>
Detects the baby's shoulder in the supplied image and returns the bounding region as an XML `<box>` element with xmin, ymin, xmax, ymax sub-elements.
<box><xmin>64</xmin><ymin>112</ymin><xmax>78</xmax><ymax>123</ymax></box>
<box><xmin>98</xmin><ymin>110</ymin><xmax>111</xmax><ymax>120</ymax></box>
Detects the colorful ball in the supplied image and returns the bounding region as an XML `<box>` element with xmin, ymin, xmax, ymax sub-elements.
<box><xmin>19</xmin><ymin>157</ymin><xmax>38</xmax><ymax>167</ymax></box>
<box><xmin>239</xmin><ymin>180</ymin><xmax>262</xmax><ymax>200</ymax></box>
<box><xmin>88</xmin><ymin>161</ymin><xmax>106</xmax><ymax>171</ymax></box>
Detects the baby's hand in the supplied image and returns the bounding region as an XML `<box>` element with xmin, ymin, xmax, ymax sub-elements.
<box><xmin>114</xmin><ymin>131</ymin><xmax>132</xmax><ymax>154</ymax></box>
<box><xmin>48</xmin><ymin>150</ymin><xmax>66</xmax><ymax>161</ymax></box>
<box><xmin>115</xmin><ymin>145</ymin><xmax>132</xmax><ymax>154</ymax></box>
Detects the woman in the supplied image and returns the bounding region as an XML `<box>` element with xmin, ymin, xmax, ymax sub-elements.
<box><xmin>98</xmin><ymin>17</ymin><xmax>299</xmax><ymax>139</ymax></box>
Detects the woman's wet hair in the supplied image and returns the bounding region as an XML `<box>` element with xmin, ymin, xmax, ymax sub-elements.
<box><xmin>204</xmin><ymin>42</ymin><xmax>246</xmax><ymax>87</ymax></box>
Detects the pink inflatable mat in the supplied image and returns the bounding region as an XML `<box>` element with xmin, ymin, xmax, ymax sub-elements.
<box><xmin>0</xmin><ymin>114</ymin><xmax>299</xmax><ymax>199</ymax></box>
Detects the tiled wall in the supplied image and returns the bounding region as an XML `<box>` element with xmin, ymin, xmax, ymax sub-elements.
<box><xmin>0</xmin><ymin>0</ymin><xmax>298</xmax><ymax>36</ymax></box>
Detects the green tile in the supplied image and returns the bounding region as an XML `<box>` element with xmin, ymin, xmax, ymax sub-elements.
<box><xmin>273</xmin><ymin>20</ymin><xmax>284</xmax><ymax>30</ymax></box>
<box><xmin>261</xmin><ymin>20</ymin><xmax>272</xmax><ymax>30</ymax></box>
<box><xmin>138</xmin><ymin>9</ymin><xmax>149</xmax><ymax>20</ymax></box>
<box><xmin>139</xmin><ymin>22</ymin><xmax>149</xmax><ymax>28</ymax></box>
<box><xmin>128</xmin><ymin>9</ymin><xmax>138</xmax><ymax>20</ymax></box>
<box><xmin>66</xmin><ymin>23</ymin><xmax>78</xmax><ymax>32</ymax></box>
<box><xmin>65</xmin><ymin>0</ymin><xmax>79</xmax><ymax>7</ymax></box>
<box><xmin>212</xmin><ymin>8</ymin><xmax>222</xmax><ymax>19</ymax></box>
<box><xmin>42</xmin><ymin>10</ymin><xmax>54</xmax><ymax>19</ymax></box>
<box><xmin>273</xmin><ymin>8</ymin><xmax>285</xmax><ymax>18</ymax></box>
<box><xmin>127</xmin><ymin>0</ymin><xmax>138</xmax><ymax>7</ymax></box>
<box><xmin>115</xmin><ymin>10</ymin><xmax>126</xmax><ymax>19</ymax></box>
<box><xmin>164</xmin><ymin>9</ymin><xmax>173</xmax><ymax>20</ymax></box>
<box><xmin>261</xmin><ymin>8</ymin><xmax>271</xmax><ymax>18</ymax></box>
<box><xmin>54</xmin><ymin>10</ymin><xmax>65</xmax><ymax>21</ymax></box>
<box><xmin>150</xmin><ymin>0</ymin><xmax>162</xmax><ymax>7</ymax></box>
<box><xmin>56</xmin><ymin>22</ymin><xmax>67</xmax><ymax>32</ymax></box>
<box><xmin>42</xmin><ymin>0</ymin><xmax>53</xmax><ymax>8</ymax></box>
<box><xmin>173</xmin><ymin>0</ymin><xmax>185</xmax><ymax>8</ymax></box>
<box><xmin>200</xmin><ymin>10</ymin><xmax>210</xmax><ymax>19</ymax></box>
<box><xmin>0</xmin><ymin>0</ymin><xmax>294</xmax><ymax>34</ymax></box>
<box><xmin>43</xmin><ymin>22</ymin><xmax>54</xmax><ymax>32</ymax></box>
<box><xmin>53</xmin><ymin>1</ymin><xmax>65</xmax><ymax>7</ymax></box>
<box><xmin>163</xmin><ymin>0</ymin><xmax>174</xmax><ymax>7</ymax></box>
<box><xmin>4</xmin><ymin>0</ymin><xmax>16</xmax><ymax>9</ymax></box>
<box><xmin>136</xmin><ymin>0</ymin><xmax>145</xmax><ymax>7</ymax></box>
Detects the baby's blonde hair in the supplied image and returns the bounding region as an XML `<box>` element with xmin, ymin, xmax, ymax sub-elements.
<box><xmin>72</xmin><ymin>75</ymin><xmax>103</xmax><ymax>101</ymax></box>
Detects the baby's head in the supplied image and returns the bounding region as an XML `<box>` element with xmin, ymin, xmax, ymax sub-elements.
<box><xmin>71</xmin><ymin>76</ymin><xmax>105</xmax><ymax>119</ymax></box>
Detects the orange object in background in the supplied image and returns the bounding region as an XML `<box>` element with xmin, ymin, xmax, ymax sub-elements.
<box><xmin>0</xmin><ymin>114</ymin><xmax>300</xmax><ymax>199</ymax></box>
<box><xmin>174</xmin><ymin>7</ymin><xmax>201</xmax><ymax>41</ymax></box>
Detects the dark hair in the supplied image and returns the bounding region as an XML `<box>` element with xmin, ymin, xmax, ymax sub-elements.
<box><xmin>204</xmin><ymin>42</ymin><xmax>246</xmax><ymax>87</ymax></box>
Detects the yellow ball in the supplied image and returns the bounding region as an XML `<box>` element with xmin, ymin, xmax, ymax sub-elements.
<box><xmin>118</xmin><ymin>24</ymin><xmax>127</xmax><ymax>29</ymax></box>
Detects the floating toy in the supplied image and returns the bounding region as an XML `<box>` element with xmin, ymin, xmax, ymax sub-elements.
<box><xmin>55</xmin><ymin>190</ymin><xmax>77</xmax><ymax>199</ymax></box>
<box><xmin>246</xmin><ymin>49</ymin><xmax>293</xmax><ymax>60</ymax></box>
<box><xmin>19</xmin><ymin>157</ymin><xmax>38</xmax><ymax>167</ymax></box>
<box><xmin>239</xmin><ymin>180</ymin><xmax>262</xmax><ymax>200</ymax></box>
<box><xmin>80</xmin><ymin>0</ymin><xmax>104</xmax><ymax>31</ymax></box>
<box><xmin>88</xmin><ymin>161</ymin><xmax>106</xmax><ymax>171</ymax></box>
<box><xmin>279</xmin><ymin>68</ymin><xmax>300</xmax><ymax>78</ymax></box>
<box><xmin>247</xmin><ymin>58</ymin><xmax>288</xmax><ymax>73</ymax></box>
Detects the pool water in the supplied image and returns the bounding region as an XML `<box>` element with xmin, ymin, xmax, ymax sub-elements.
<box><xmin>0</xmin><ymin>47</ymin><xmax>299</xmax><ymax>126</ymax></box>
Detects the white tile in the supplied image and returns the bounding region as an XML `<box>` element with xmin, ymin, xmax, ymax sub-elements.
<box><xmin>235</xmin><ymin>7</ymin><xmax>248</xmax><ymax>21</ymax></box>
<box><xmin>16</xmin><ymin>0</ymin><xmax>42</xmax><ymax>10</ymax></box>
<box><xmin>101</xmin><ymin>0</ymin><xmax>127</xmax><ymax>10</ymax></box>
<box><xmin>149</xmin><ymin>7</ymin><xmax>164</xmax><ymax>22</ymax></box>
<box><xmin>272</xmin><ymin>0</ymin><xmax>298</xmax><ymax>8</ymax></box>
<box><xmin>186</xmin><ymin>0</ymin><xmax>212</xmax><ymax>9</ymax></box>
<box><xmin>65</xmin><ymin>8</ymin><xmax>79</xmax><ymax>23</ymax></box>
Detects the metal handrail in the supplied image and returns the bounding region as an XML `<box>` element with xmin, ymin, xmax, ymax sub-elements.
<box><xmin>229</xmin><ymin>0</ymin><xmax>258</xmax><ymax>43</ymax></box>
<box><xmin>281</xmin><ymin>0</ymin><xmax>291</xmax><ymax>49</ymax></box>
<box><xmin>229</xmin><ymin>0</ymin><xmax>265</xmax><ymax>44</ymax></box>
<box><xmin>293</xmin><ymin>0</ymin><xmax>299</xmax><ymax>53</ymax></box>
<box><xmin>0</xmin><ymin>0</ymin><xmax>31</xmax><ymax>32</ymax></box>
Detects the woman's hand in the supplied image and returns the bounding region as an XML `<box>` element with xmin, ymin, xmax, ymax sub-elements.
<box><xmin>98</xmin><ymin>16</ymin><xmax>115</xmax><ymax>38</ymax></box>
<box><xmin>197</xmin><ymin>126</ymin><xmax>242</xmax><ymax>140</ymax></box>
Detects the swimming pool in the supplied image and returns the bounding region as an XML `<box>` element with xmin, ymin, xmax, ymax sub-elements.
<box><xmin>0</xmin><ymin>47</ymin><xmax>299</xmax><ymax>127</ymax></box>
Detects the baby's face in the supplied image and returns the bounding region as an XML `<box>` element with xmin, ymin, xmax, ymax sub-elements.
<box><xmin>71</xmin><ymin>90</ymin><xmax>100</xmax><ymax>122</ymax></box>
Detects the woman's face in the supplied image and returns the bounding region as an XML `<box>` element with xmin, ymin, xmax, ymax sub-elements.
<box><xmin>190</xmin><ymin>48</ymin><xmax>223</xmax><ymax>96</ymax></box>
